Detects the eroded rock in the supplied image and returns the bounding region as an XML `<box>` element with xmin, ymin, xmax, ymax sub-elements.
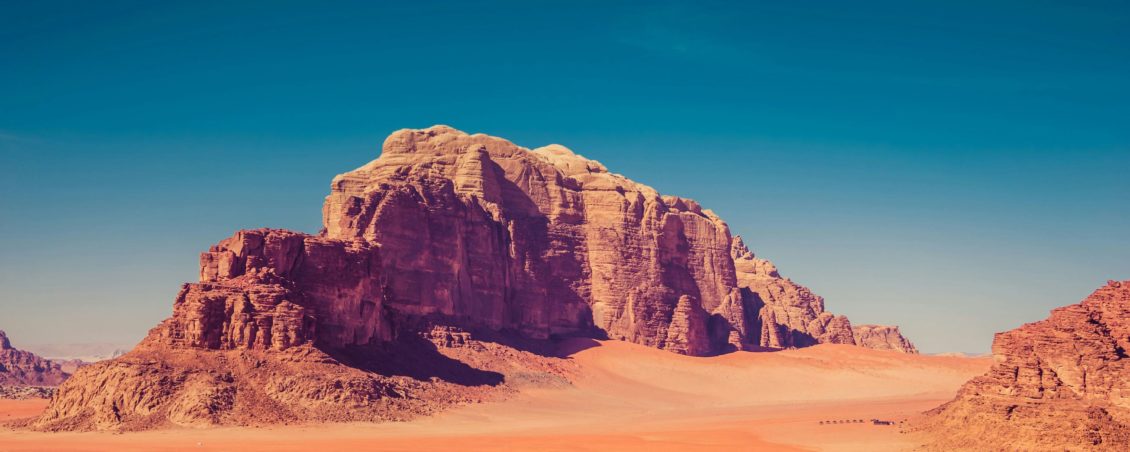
<box><xmin>917</xmin><ymin>280</ymin><xmax>1130</xmax><ymax>450</ymax></box>
<box><xmin>0</xmin><ymin>330</ymin><xmax>69</xmax><ymax>389</ymax></box>
<box><xmin>35</xmin><ymin>126</ymin><xmax>915</xmax><ymax>431</ymax></box>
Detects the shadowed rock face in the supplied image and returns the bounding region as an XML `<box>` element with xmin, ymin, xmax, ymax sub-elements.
<box><xmin>0</xmin><ymin>330</ymin><xmax>69</xmax><ymax>388</ymax></box>
<box><xmin>33</xmin><ymin>126</ymin><xmax>916</xmax><ymax>431</ymax></box>
<box><xmin>918</xmin><ymin>280</ymin><xmax>1130</xmax><ymax>450</ymax></box>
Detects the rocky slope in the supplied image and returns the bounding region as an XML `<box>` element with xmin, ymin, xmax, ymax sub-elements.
<box><xmin>916</xmin><ymin>280</ymin><xmax>1130</xmax><ymax>450</ymax></box>
<box><xmin>32</xmin><ymin>126</ymin><xmax>914</xmax><ymax>431</ymax></box>
<box><xmin>0</xmin><ymin>330</ymin><xmax>69</xmax><ymax>389</ymax></box>
<box><xmin>732</xmin><ymin>236</ymin><xmax>860</xmax><ymax>348</ymax></box>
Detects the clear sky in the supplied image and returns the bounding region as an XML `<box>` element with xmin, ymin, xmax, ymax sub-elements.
<box><xmin>1</xmin><ymin>1</ymin><xmax>1127</xmax><ymax>353</ymax></box>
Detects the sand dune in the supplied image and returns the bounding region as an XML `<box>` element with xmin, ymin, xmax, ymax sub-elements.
<box><xmin>0</xmin><ymin>340</ymin><xmax>989</xmax><ymax>451</ymax></box>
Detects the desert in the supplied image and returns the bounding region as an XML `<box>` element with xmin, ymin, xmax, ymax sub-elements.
<box><xmin>3</xmin><ymin>3</ymin><xmax>1127</xmax><ymax>450</ymax></box>
<box><xmin>4</xmin><ymin>125</ymin><xmax>1119</xmax><ymax>451</ymax></box>
<box><xmin>1</xmin><ymin>339</ymin><xmax>989</xmax><ymax>451</ymax></box>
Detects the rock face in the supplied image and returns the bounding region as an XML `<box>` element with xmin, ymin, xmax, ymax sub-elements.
<box><xmin>319</xmin><ymin>126</ymin><xmax>906</xmax><ymax>354</ymax></box>
<box><xmin>34</xmin><ymin>126</ymin><xmax>915</xmax><ymax>431</ymax></box>
<box><xmin>731</xmin><ymin>236</ymin><xmax>909</xmax><ymax>350</ymax></box>
<box><xmin>0</xmin><ymin>330</ymin><xmax>69</xmax><ymax>388</ymax></box>
<box><xmin>852</xmin><ymin>325</ymin><xmax>918</xmax><ymax>354</ymax></box>
<box><xmin>918</xmin><ymin>280</ymin><xmax>1130</xmax><ymax>450</ymax></box>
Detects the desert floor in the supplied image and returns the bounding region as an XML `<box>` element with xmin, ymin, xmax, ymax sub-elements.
<box><xmin>0</xmin><ymin>340</ymin><xmax>989</xmax><ymax>451</ymax></box>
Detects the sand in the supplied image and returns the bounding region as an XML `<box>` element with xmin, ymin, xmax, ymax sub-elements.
<box><xmin>0</xmin><ymin>341</ymin><xmax>989</xmax><ymax>451</ymax></box>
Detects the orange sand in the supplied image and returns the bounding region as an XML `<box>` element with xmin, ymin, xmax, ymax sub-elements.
<box><xmin>0</xmin><ymin>341</ymin><xmax>989</xmax><ymax>451</ymax></box>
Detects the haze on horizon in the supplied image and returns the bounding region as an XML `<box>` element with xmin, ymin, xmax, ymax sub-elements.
<box><xmin>1</xmin><ymin>1</ymin><xmax>1127</xmax><ymax>354</ymax></box>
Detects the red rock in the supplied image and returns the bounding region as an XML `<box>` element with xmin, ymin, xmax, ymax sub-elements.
<box><xmin>732</xmin><ymin>236</ymin><xmax>894</xmax><ymax>350</ymax></box>
<box><xmin>852</xmin><ymin>325</ymin><xmax>918</xmax><ymax>354</ymax></box>
<box><xmin>34</xmin><ymin>126</ymin><xmax>916</xmax><ymax>431</ymax></box>
<box><xmin>917</xmin><ymin>280</ymin><xmax>1130</xmax><ymax>450</ymax></box>
<box><xmin>0</xmin><ymin>330</ymin><xmax>69</xmax><ymax>389</ymax></box>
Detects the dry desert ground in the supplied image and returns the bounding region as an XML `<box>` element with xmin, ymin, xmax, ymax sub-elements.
<box><xmin>0</xmin><ymin>340</ymin><xmax>989</xmax><ymax>452</ymax></box>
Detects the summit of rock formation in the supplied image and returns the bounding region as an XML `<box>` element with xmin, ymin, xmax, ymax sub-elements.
<box><xmin>916</xmin><ymin>280</ymin><xmax>1130</xmax><ymax>450</ymax></box>
<box><xmin>33</xmin><ymin>126</ymin><xmax>916</xmax><ymax>431</ymax></box>
<box><xmin>0</xmin><ymin>330</ymin><xmax>69</xmax><ymax>389</ymax></box>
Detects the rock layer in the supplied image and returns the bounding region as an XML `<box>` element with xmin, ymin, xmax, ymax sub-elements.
<box><xmin>0</xmin><ymin>330</ymin><xmax>69</xmax><ymax>388</ymax></box>
<box><xmin>35</xmin><ymin>126</ymin><xmax>915</xmax><ymax>431</ymax></box>
<box><xmin>918</xmin><ymin>280</ymin><xmax>1130</xmax><ymax>450</ymax></box>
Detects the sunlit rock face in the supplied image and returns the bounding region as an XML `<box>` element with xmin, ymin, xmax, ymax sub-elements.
<box><xmin>142</xmin><ymin>125</ymin><xmax>913</xmax><ymax>356</ymax></box>
<box><xmin>155</xmin><ymin>229</ymin><xmax>386</xmax><ymax>351</ymax></box>
<box><xmin>32</xmin><ymin>125</ymin><xmax>921</xmax><ymax>432</ymax></box>
<box><xmin>322</xmin><ymin>126</ymin><xmax>744</xmax><ymax>353</ymax></box>
<box><xmin>919</xmin><ymin>280</ymin><xmax>1130</xmax><ymax>451</ymax></box>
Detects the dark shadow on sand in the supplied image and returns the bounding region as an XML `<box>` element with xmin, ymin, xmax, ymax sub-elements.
<box><xmin>327</xmin><ymin>335</ymin><xmax>505</xmax><ymax>387</ymax></box>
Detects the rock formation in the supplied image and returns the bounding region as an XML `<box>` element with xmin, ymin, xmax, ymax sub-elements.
<box><xmin>34</xmin><ymin>126</ymin><xmax>915</xmax><ymax>431</ymax></box>
<box><xmin>730</xmin><ymin>236</ymin><xmax>917</xmax><ymax>351</ymax></box>
<box><xmin>852</xmin><ymin>325</ymin><xmax>918</xmax><ymax>354</ymax></box>
<box><xmin>0</xmin><ymin>330</ymin><xmax>69</xmax><ymax>389</ymax></box>
<box><xmin>917</xmin><ymin>280</ymin><xmax>1130</xmax><ymax>450</ymax></box>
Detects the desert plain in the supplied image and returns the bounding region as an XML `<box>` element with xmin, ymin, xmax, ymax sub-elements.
<box><xmin>0</xmin><ymin>340</ymin><xmax>988</xmax><ymax>451</ymax></box>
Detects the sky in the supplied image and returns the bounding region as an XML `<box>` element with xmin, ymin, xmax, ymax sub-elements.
<box><xmin>1</xmin><ymin>1</ymin><xmax>1127</xmax><ymax>354</ymax></box>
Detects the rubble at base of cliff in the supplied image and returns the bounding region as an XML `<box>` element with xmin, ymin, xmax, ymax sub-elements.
<box><xmin>0</xmin><ymin>385</ymin><xmax>55</xmax><ymax>400</ymax></box>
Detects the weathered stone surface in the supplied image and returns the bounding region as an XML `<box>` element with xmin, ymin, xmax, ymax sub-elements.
<box><xmin>0</xmin><ymin>330</ymin><xmax>69</xmax><ymax>389</ymax></box>
<box><xmin>161</xmin><ymin>229</ymin><xmax>386</xmax><ymax>351</ymax></box>
<box><xmin>731</xmin><ymin>237</ymin><xmax>860</xmax><ymax>349</ymax></box>
<box><xmin>917</xmin><ymin>280</ymin><xmax>1130</xmax><ymax>450</ymax></box>
<box><xmin>852</xmin><ymin>325</ymin><xmax>918</xmax><ymax>354</ymax></box>
<box><xmin>36</xmin><ymin>126</ymin><xmax>916</xmax><ymax>431</ymax></box>
<box><xmin>322</xmin><ymin>126</ymin><xmax>742</xmax><ymax>353</ymax></box>
<box><xmin>320</xmin><ymin>126</ymin><xmax>906</xmax><ymax>354</ymax></box>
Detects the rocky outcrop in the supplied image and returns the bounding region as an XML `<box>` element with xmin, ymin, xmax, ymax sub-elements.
<box><xmin>155</xmin><ymin>229</ymin><xmax>385</xmax><ymax>352</ymax></box>
<box><xmin>35</xmin><ymin>126</ymin><xmax>914</xmax><ymax>431</ymax></box>
<box><xmin>852</xmin><ymin>325</ymin><xmax>918</xmax><ymax>354</ymax></box>
<box><xmin>917</xmin><ymin>280</ymin><xmax>1130</xmax><ymax>450</ymax></box>
<box><xmin>321</xmin><ymin>126</ymin><xmax>744</xmax><ymax>353</ymax></box>
<box><xmin>732</xmin><ymin>236</ymin><xmax>873</xmax><ymax>349</ymax></box>
<box><xmin>0</xmin><ymin>330</ymin><xmax>69</xmax><ymax>389</ymax></box>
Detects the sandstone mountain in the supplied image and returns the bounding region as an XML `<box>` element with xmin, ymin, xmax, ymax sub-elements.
<box><xmin>0</xmin><ymin>330</ymin><xmax>69</xmax><ymax>389</ymax></box>
<box><xmin>32</xmin><ymin>126</ymin><xmax>914</xmax><ymax>431</ymax></box>
<box><xmin>917</xmin><ymin>280</ymin><xmax>1130</xmax><ymax>450</ymax></box>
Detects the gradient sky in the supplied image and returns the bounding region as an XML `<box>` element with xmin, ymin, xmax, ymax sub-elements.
<box><xmin>1</xmin><ymin>1</ymin><xmax>1127</xmax><ymax>353</ymax></box>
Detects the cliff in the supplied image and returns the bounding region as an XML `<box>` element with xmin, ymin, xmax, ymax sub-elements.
<box><xmin>32</xmin><ymin>126</ymin><xmax>914</xmax><ymax>431</ymax></box>
<box><xmin>917</xmin><ymin>280</ymin><xmax>1130</xmax><ymax>450</ymax></box>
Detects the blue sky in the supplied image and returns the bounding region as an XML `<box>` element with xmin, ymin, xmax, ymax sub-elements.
<box><xmin>1</xmin><ymin>1</ymin><xmax>1127</xmax><ymax>353</ymax></box>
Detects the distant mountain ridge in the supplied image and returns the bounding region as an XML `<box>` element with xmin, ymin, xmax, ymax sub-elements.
<box><xmin>0</xmin><ymin>330</ymin><xmax>69</xmax><ymax>389</ymax></box>
<box><xmin>22</xmin><ymin>342</ymin><xmax>131</xmax><ymax>363</ymax></box>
